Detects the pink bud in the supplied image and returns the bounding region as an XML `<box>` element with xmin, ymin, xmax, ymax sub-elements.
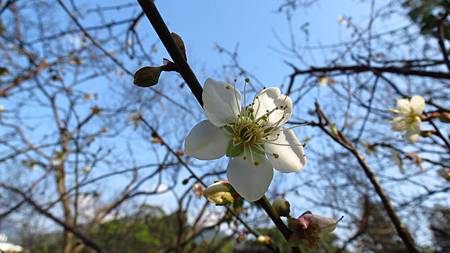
<box><xmin>297</xmin><ymin>212</ymin><xmax>313</xmax><ymax>229</ymax></box>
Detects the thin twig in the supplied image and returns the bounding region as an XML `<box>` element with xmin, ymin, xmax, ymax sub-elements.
<box><xmin>137</xmin><ymin>0</ymin><xmax>203</xmax><ymax>106</ymax></box>
<box><xmin>313</xmin><ymin>102</ymin><xmax>420</xmax><ymax>253</ymax></box>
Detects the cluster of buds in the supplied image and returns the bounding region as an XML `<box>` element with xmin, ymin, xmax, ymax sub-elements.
<box><xmin>287</xmin><ymin>211</ymin><xmax>341</xmax><ymax>248</ymax></box>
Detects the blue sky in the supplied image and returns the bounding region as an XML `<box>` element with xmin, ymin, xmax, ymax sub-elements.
<box><xmin>149</xmin><ymin>0</ymin><xmax>368</xmax><ymax>85</ymax></box>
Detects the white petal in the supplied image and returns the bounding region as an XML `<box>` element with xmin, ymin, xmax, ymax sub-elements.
<box><xmin>404</xmin><ymin>127</ymin><xmax>421</xmax><ymax>144</ymax></box>
<box><xmin>396</xmin><ymin>98</ymin><xmax>410</xmax><ymax>113</ymax></box>
<box><xmin>405</xmin><ymin>133</ymin><xmax>420</xmax><ymax>143</ymax></box>
<box><xmin>312</xmin><ymin>215</ymin><xmax>337</xmax><ymax>233</ymax></box>
<box><xmin>252</xmin><ymin>87</ymin><xmax>292</xmax><ymax>127</ymax></box>
<box><xmin>391</xmin><ymin>117</ymin><xmax>405</xmax><ymax>131</ymax></box>
<box><xmin>185</xmin><ymin>120</ymin><xmax>229</xmax><ymax>160</ymax></box>
<box><xmin>227</xmin><ymin>156</ymin><xmax>273</xmax><ymax>201</ymax></box>
<box><xmin>265</xmin><ymin>128</ymin><xmax>306</xmax><ymax>173</ymax></box>
<box><xmin>203</xmin><ymin>78</ymin><xmax>241</xmax><ymax>127</ymax></box>
<box><xmin>410</xmin><ymin>95</ymin><xmax>425</xmax><ymax>114</ymax></box>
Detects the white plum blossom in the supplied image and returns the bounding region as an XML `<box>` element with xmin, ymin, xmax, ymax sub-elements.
<box><xmin>185</xmin><ymin>79</ymin><xmax>307</xmax><ymax>201</ymax></box>
<box><xmin>390</xmin><ymin>95</ymin><xmax>425</xmax><ymax>143</ymax></box>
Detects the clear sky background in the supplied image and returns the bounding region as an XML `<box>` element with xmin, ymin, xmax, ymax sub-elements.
<box><xmin>148</xmin><ymin>0</ymin><xmax>369</xmax><ymax>85</ymax></box>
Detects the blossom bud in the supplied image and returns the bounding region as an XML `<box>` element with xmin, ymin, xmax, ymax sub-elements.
<box><xmin>236</xmin><ymin>231</ymin><xmax>246</xmax><ymax>242</ymax></box>
<box><xmin>317</xmin><ymin>76</ymin><xmax>336</xmax><ymax>86</ymax></box>
<box><xmin>171</xmin><ymin>32</ymin><xmax>187</xmax><ymax>60</ymax></box>
<box><xmin>82</xmin><ymin>166</ymin><xmax>91</xmax><ymax>174</ymax></box>
<box><xmin>420</xmin><ymin>130</ymin><xmax>434</xmax><ymax>137</ymax></box>
<box><xmin>91</xmin><ymin>105</ymin><xmax>101</xmax><ymax>115</ymax></box>
<box><xmin>438</xmin><ymin>112</ymin><xmax>450</xmax><ymax>123</ymax></box>
<box><xmin>272</xmin><ymin>197</ymin><xmax>291</xmax><ymax>217</ymax></box>
<box><xmin>0</xmin><ymin>67</ymin><xmax>9</xmax><ymax>76</ymax></box>
<box><xmin>151</xmin><ymin>132</ymin><xmax>163</xmax><ymax>144</ymax></box>
<box><xmin>438</xmin><ymin>168</ymin><xmax>450</xmax><ymax>181</ymax></box>
<box><xmin>329</xmin><ymin>124</ymin><xmax>339</xmax><ymax>137</ymax></box>
<box><xmin>287</xmin><ymin>211</ymin><xmax>340</xmax><ymax>248</ymax></box>
<box><xmin>176</xmin><ymin>150</ymin><xmax>184</xmax><ymax>157</ymax></box>
<box><xmin>133</xmin><ymin>66</ymin><xmax>163</xmax><ymax>87</ymax></box>
<box><xmin>257</xmin><ymin>235</ymin><xmax>272</xmax><ymax>245</ymax></box>
<box><xmin>203</xmin><ymin>180</ymin><xmax>235</xmax><ymax>205</ymax></box>
<box><xmin>192</xmin><ymin>183</ymin><xmax>204</xmax><ymax>198</ymax></box>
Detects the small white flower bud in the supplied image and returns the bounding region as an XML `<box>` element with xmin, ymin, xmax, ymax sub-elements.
<box><xmin>257</xmin><ymin>235</ymin><xmax>272</xmax><ymax>245</ymax></box>
<box><xmin>203</xmin><ymin>180</ymin><xmax>235</xmax><ymax>205</ymax></box>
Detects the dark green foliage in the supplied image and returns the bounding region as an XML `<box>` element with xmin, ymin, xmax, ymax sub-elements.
<box><xmin>403</xmin><ymin>0</ymin><xmax>450</xmax><ymax>39</ymax></box>
<box><xmin>21</xmin><ymin>205</ymin><xmax>233</xmax><ymax>253</ymax></box>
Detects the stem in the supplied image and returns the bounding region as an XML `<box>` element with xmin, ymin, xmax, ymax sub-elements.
<box><xmin>136</xmin><ymin>1</ymin><xmax>302</xmax><ymax>251</ymax></box>
<box><xmin>256</xmin><ymin>196</ymin><xmax>302</xmax><ymax>253</ymax></box>
<box><xmin>429</xmin><ymin>119</ymin><xmax>450</xmax><ymax>151</ymax></box>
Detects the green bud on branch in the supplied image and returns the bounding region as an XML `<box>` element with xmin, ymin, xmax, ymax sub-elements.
<box><xmin>272</xmin><ymin>197</ymin><xmax>291</xmax><ymax>217</ymax></box>
<box><xmin>133</xmin><ymin>66</ymin><xmax>163</xmax><ymax>87</ymax></box>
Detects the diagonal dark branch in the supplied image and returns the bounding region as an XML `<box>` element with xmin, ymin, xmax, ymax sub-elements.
<box><xmin>313</xmin><ymin>103</ymin><xmax>420</xmax><ymax>253</ymax></box>
<box><xmin>136</xmin><ymin>1</ymin><xmax>300</xmax><ymax>252</ymax></box>
<box><xmin>137</xmin><ymin>0</ymin><xmax>203</xmax><ymax>106</ymax></box>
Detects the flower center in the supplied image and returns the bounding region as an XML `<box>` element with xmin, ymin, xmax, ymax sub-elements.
<box><xmin>223</xmin><ymin>106</ymin><xmax>280</xmax><ymax>162</ymax></box>
<box><xmin>404</xmin><ymin>110</ymin><xmax>421</xmax><ymax>126</ymax></box>
<box><xmin>234</xmin><ymin>119</ymin><xmax>263</xmax><ymax>146</ymax></box>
